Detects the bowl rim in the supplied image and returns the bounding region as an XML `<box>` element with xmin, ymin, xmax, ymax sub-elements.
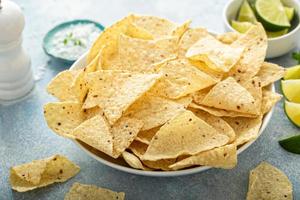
<box><xmin>222</xmin><ymin>0</ymin><xmax>300</xmax><ymax>41</ymax></box>
<box><xmin>70</xmin><ymin>49</ymin><xmax>274</xmax><ymax>177</ymax></box>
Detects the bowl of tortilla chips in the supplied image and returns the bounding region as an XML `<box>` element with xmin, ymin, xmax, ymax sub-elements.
<box><xmin>43</xmin><ymin>14</ymin><xmax>285</xmax><ymax>176</ymax></box>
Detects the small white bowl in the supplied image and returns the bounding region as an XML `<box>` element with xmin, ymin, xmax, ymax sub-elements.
<box><xmin>69</xmin><ymin>51</ymin><xmax>274</xmax><ymax>177</ymax></box>
<box><xmin>223</xmin><ymin>0</ymin><xmax>300</xmax><ymax>58</ymax></box>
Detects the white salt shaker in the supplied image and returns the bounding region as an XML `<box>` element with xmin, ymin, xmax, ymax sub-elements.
<box><xmin>0</xmin><ymin>0</ymin><xmax>34</xmax><ymax>101</ymax></box>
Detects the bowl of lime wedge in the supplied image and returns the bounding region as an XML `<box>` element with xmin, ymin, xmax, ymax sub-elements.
<box><xmin>223</xmin><ymin>0</ymin><xmax>300</xmax><ymax>58</ymax></box>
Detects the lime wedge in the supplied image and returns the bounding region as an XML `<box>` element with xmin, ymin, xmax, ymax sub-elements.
<box><xmin>238</xmin><ymin>0</ymin><xmax>257</xmax><ymax>23</ymax></box>
<box><xmin>279</xmin><ymin>134</ymin><xmax>300</xmax><ymax>154</ymax></box>
<box><xmin>285</xmin><ymin>6</ymin><xmax>295</xmax><ymax>21</ymax></box>
<box><xmin>266</xmin><ymin>29</ymin><xmax>288</xmax><ymax>38</ymax></box>
<box><xmin>284</xmin><ymin>101</ymin><xmax>300</xmax><ymax>127</ymax></box>
<box><xmin>281</xmin><ymin>80</ymin><xmax>300</xmax><ymax>103</ymax></box>
<box><xmin>231</xmin><ymin>20</ymin><xmax>253</xmax><ymax>33</ymax></box>
<box><xmin>255</xmin><ymin>0</ymin><xmax>291</xmax><ymax>31</ymax></box>
<box><xmin>284</xmin><ymin>65</ymin><xmax>300</xmax><ymax>80</ymax></box>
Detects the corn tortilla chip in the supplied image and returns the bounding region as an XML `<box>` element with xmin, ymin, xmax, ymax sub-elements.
<box><xmin>122</xmin><ymin>151</ymin><xmax>149</xmax><ymax>170</ymax></box>
<box><xmin>10</xmin><ymin>155</ymin><xmax>80</xmax><ymax>192</ymax></box>
<box><xmin>172</xmin><ymin>20</ymin><xmax>191</xmax><ymax>39</ymax></box>
<box><xmin>190</xmin><ymin>108</ymin><xmax>236</xmax><ymax>143</ymax></box>
<box><xmin>129</xmin><ymin>141</ymin><xmax>176</xmax><ymax>171</ymax></box>
<box><xmin>87</xmin><ymin>14</ymin><xmax>133</xmax><ymax>64</ymax></box>
<box><xmin>217</xmin><ymin>32</ymin><xmax>240</xmax><ymax>44</ymax></box>
<box><xmin>125</xmin><ymin>22</ymin><xmax>153</xmax><ymax>40</ymax></box>
<box><xmin>178</xmin><ymin>28</ymin><xmax>209</xmax><ymax>57</ymax></box>
<box><xmin>136</xmin><ymin>126</ymin><xmax>160</xmax><ymax>145</ymax></box>
<box><xmin>200</xmin><ymin>77</ymin><xmax>258</xmax><ymax>115</ymax></box>
<box><xmin>223</xmin><ymin>116</ymin><xmax>263</xmax><ymax>146</ymax></box>
<box><xmin>83</xmin><ymin>70</ymin><xmax>161</xmax><ymax>124</ymax></box>
<box><xmin>47</xmin><ymin>70</ymin><xmax>80</xmax><ymax>101</ymax></box>
<box><xmin>256</xmin><ymin>62</ymin><xmax>285</xmax><ymax>87</ymax></box>
<box><xmin>247</xmin><ymin>162</ymin><xmax>293</xmax><ymax>200</ymax></box>
<box><xmin>261</xmin><ymin>89</ymin><xmax>282</xmax><ymax>115</ymax></box>
<box><xmin>150</xmin><ymin>59</ymin><xmax>217</xmax><ymax>99</ymax></box>
<box><xmin>142</xmin><ymin>110</ymin><xmax>229</xmax><ymax>160</ymax></box>
<box><xmin>189</xmin><ymin>60</ymin><xmax>224</xmax><ymax>81</ymax></box>
<box><xmin>186</xmin><ymin>34</ymin><xmax>244</xmax><ymax>72</ymax></box>
<box><xmin>189</xmin><ymin>103</ymin><xmax>257</xmax><ymax>118</ymax></box>
<box><xmin>125</xmin><ymin>95</ymin><xmax>186</xmax><ymax>131</ymax></box>
<box><xmin>72</xmin><ymin>115</ymin><xmax>143</xmax><ymax>158</ymax></box>
<box><xmin>44</xmin><ymin>102</ymin><xmax>85</xmax><ymax>138</ymax></box>
<box><xmin>228</xmin><ymin>24</ymin><xmax>267</xmax><ymax>82</ymax></box>
<box><xmin>64</xmin><ymin>182</ymin><xmax>125</xmax><ymax>200</ymax></box>
<box><xmin>118</xmin><ymin>34</ymin><xmax>177</xmax><ymax>72</ymax></box>
<box><xmin>169</xmin><ymin>143</ymin><xmax>237</xmax><ymax>170</ymax></box>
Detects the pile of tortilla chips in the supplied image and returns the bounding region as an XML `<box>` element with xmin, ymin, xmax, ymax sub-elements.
<box><xmin>44</xmin><ymin>14</ymin><xmax>285</xmax><ymax>171</ymax></box>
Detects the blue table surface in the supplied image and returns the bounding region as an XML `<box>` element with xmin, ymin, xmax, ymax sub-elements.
<box><xmin>1</xmin><ymin>0</ymin><xmax>300</xmax><ymax>199</ymax></box>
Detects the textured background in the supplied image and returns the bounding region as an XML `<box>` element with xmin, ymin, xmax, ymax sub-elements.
<box><xmin>0</xmin><ymin>0</ymin><xmax>299</xmax><ymax>199</ymax></box>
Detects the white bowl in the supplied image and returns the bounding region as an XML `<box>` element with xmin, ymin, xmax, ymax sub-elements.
<box><xmin>223</xmin><ymin>0</ymin><xmax>300</xmax><ymax>58</ymax></box>
<box><xmin>70</xmin><ymin>52</ymin><xmax>274</xmax><ymax>177</ymax></box>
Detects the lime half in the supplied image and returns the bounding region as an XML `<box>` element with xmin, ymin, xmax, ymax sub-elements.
<box><xmin>279</xmin><ymin>134</ymin><xmax>300</xmax><ymax>154</ymax></box>
<box><xmin>281</xmin><ymin>80</ymin><xmax>300</xmax><ymax>103</ymax></box>
<box><xmin>267</xmin><ymin>29</ymin><xmax>288</xmax><ymax>38</ymax></box>
<box><xmin>238</xmin><ymin>0</ymin><xmax>257</xmax><ymax>23</ymax></box>
<box><xmin>231</xmin><ymin>20</ymin><xmax>253</xmax><ymax>33</ymax></box>
<box><xmin>284</xmin><ymin>101</ymin><xmax>300</xmax><ymax>127</ymax></box>
<box><xmin>284</xmin><ymin>65</ymin><xmax>300</xmax><ymax>80</ymax></box>
<box><xmin>255</xmin><ymin>0</ymin><xmax>291</xmax><ymax>31</ymax></box>
<box><xmin>285</xmin><ymin>6</ymin><xmax>295</xmax><ymax>21</ymax></box>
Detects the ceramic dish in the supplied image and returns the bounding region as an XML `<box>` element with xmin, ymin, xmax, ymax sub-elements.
<box><xmin>43</xmin><ymin>19</ymin><xmax>104</xmax><ymax>64</ymax></box>
<box><xmin>69</xmin><ymin>51</ymin><xmax>275</xmax><ymax>177</ymax></box>
<box><xmin>223</xmin><ymin>0</ymin><xmax>300</xmax><ymax>58</ymax></box>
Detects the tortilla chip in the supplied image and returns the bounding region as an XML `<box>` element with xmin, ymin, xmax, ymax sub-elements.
<box><xmin>240</xmin><ymin>77</ymin><xmax>263</xmax><ymax>115</ymax></box>
<box><xmin>132</xmin><ymin>15</ymin><xmax>177</xmax><ymax>38</ymax></box>
<box><xmin>189</xmin><ymin>60</ymin><xmax>224</xmax><ymax>81</ymax></box>
<box><xmin>172</xmin><ymin>20</ymin><xmax>191</xmax><ymax>39</ymax></box>
<box><xmin>261</xmin><ymin>89</ymin><xmax>282</xmax><ymax>114</ymax></box>
<box><xmin>190</xmin><ymin>108</ymin><xmax>236</xmax><ymax>143</ymax></box>
<box><xmin>47</xmin><ymin>70</ymin><xmax>80</xmax><ymax>101</ymax></box>
<box><xmin>122</xmin><ymin>151</ymin><xmax>149</xmax><ymax>170</ymax></box>
<box><xmin>126</xmin><ymin>22</ymin><xmax>154</xmax><ymax>40</ymax></box>
<box><xmin>87</xmin><ymin>14</ymin><xmax>133</xmax><ymax>64</ymax></box>
<box><xmin>200</xmin><ymin>77</ymin><xmax>258</xmax><ymax>115</ymax></box>
<box><xmin>118</xmin><ymin>34</ymin><xmax>177</xmax><ymax>72</ymax></box>
<box><xmin>192</xmin><ymin>87</ymin><xmax>212</xmax><ymax>104</ymax></box>
<box><xmin>64</xmin><ymin>182</ymin><xmax>125</xmax><ymax>200</ymax></box>
<box><xmin>10</xmin><ymin>155</ymin><xmax>80</xmax><ymax>192</ymax></box>
<box><xmin>142</xmin><ymin>110</ymin><xmax>229</xmax><ymax>161</ymax></box>
<box><xmin>189</xmin><ymin>103</ymin><xmax>257</xmax><ymax>118</ymax></box>
<box><xmin>256</xmin><ymin>62</ymin><xmax>285</xmax><ymax>87</ymax></box>
<box><xmin>71</xmin><ymin>48</ymin><xmax>104</xmax><ymax>102</ymax></box>
<box><xmin>150</xmin><ymin>59</ymin><xmax>217</xmax><ymax>99</ymax></box>
<box><xmin>217</xmin><ymin>32</ymin><xmax>240</xmax><ymax>44</ymax></box>
<box><xmin>129</xmin><ymin>141</ymin><xmax>176</xmax><ymax>171</ymax></box>
<box><xmin>169</xmin><ymin>143</ymin><xmax>237</xmax><ymax>170</ymax></box>
<box><xmin>178</xmin><ymin>28</ymin><xmax>209</xmax><ymax>57</ymax></box>
<box><xmin>125</xmin><ymin>95</ymin><xmax>186</xmax><ymax>131</ymax></box>
<box><xmin>228</xmin><ymin>24</ymin><xmax>267</xmax><ymax>82</ymax></box>
<box><xmin>186</xmin><ymin>34</ymin><xmax>244</xmax><ymax>72</ymax></box>
<box><xmin>44</xmin><ymin>102</ymin><xmax>85</xmax><ymax>138</ymax></box>
<box><xmin>72</xmin><ymin>115</ymin><xmax>143</xmax><ymax>158</ymax></box>
<box><xmin>223</xmin><ymin>116</ymin><xmax>263</xmax><ymax>146</ymax></box>
<box><xmin>247</xmin><ymin>162</ymin><xmax>293</xmax><ymax>200</ymax></box>
<box><xmin>83</xmin><ymin>70</ymin><xmax>161</xmax><ymax>124</ymax></box>
<box><xmin>136</xmin><ymin>126</ymin><xmax>160</xmax><ymax>145</ymax></box>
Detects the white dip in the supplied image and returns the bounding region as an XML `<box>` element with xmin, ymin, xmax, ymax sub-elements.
<box><xmin>49</xmin><ymin>23</ymin><xmax>101</xmax><ymax>60</ymax></box>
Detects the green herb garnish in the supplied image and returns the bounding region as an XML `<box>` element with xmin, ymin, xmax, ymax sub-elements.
<box><xmin>292</xmin><ymin>52</ymin><xmax>300</xmax><ymax>64</ymax></box>
<box><xmin>62</xmin><ymin>32</ymin><xmax>85</xmax><ymax>47</ymax></box>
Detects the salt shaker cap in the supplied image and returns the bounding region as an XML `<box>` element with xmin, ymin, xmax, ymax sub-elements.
<box><xmin>0</xmin><ymin>0</ymin><xmax>25</xmax><ymax>44</ymax></box>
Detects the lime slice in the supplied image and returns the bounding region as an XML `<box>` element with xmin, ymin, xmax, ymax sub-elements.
<box><xmin>279</xmin><ymin>134</ymin><xmax>300</xmax><ymax>154</ymax></box>
<box><xmin>284</xmin><ymin>65</ymin><xmax>300</xmax><ymax>80</ymax></box>
<box><xmin>255</xmin><ymin>0</ymin><xmax>291</xmax><ymax>31</ymax></box>
<box><xmin>266</xmin><ymin>29</ymin><xmax>288</xmax><ymax>38</ymax></box>
<box><xmin>231</xmin><ymin>20</ymin><xmax>253</xmax><ymax>33</ymax></box>
<box><xmin>285</xmin><ymin>6</ymin><xmax>295</xmax><ymax>21</ymax></box>
<box><xmin>238</xmin><ymin>0</ymin><xmax>257</xmax><ymax>23</ymax></box>
<box><xmin>284</xmin><ymin>100</ymin><xmax>300</xmax><ymax>127</ymax></box>
<box><xmin>281</xmin><ymin>80</ymin><xmax>300</xmax><ymax>103</ymax></box>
